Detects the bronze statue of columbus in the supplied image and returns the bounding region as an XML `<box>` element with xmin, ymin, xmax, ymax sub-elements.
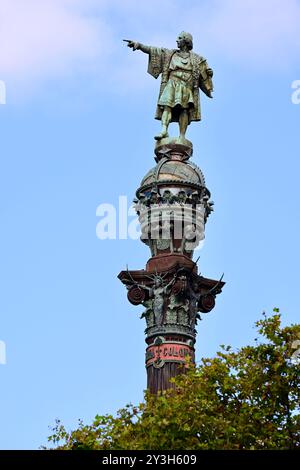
<box><xmin>124</xmin><ymin>32</ymin><xmax>213</xmax><ymax>141</ymax></box>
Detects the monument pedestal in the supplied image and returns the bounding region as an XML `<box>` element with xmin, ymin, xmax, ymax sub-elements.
<box><xmin>118</xmin><ymin>141</ymin><xmax>224</xmax><ymax>393</ymax></box>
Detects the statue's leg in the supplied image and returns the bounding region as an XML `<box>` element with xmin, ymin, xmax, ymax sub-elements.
<box><xmin>155</xmin><ymin>106</ymin><xmax>171</xmax><ymax>140</ymax></box>
<box><xmin>179</xmin><ymin>109</ymin><xmax>189</xmax><ymax>140</ymax></box>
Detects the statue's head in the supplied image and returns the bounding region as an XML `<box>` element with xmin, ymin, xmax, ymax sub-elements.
<box><xmin>154</xmin><ymin>277</ymin><xmax>163</xmax><ymax>287</ymax></box>
<box><xmin>177</xmin><ymin>32</ymin><xmax>193</xmax><ymax>51</ymax></box>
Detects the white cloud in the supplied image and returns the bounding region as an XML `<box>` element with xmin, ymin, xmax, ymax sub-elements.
<box><xmin>0</xmin><ymin>0</ymin><xmax>110</xmax><ymax>83</ymax></box>
<box><xmin>196</xmin><ymin>0</ymin><xmax>300</xmax><ymax>67</ymax></box>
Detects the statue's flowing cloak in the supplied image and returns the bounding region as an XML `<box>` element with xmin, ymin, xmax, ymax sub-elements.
<box><xmin>147</xmin><ymin>47</ymin><xmax>213</xmax><ymax>123</ymax></box>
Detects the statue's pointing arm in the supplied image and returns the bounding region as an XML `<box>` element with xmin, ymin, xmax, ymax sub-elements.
<box><xmin>124</xmin><ymin>40</ymin><xmax>163</xmax><ymax>79</ymax></box>
<box><xmin>124</xmin><ymin>40</ymin><xmax>151</xmax><ymax>54</ymax></box>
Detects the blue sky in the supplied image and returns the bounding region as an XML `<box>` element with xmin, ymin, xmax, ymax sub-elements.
<box><xmin>0</xmin><ymin>0</ymin><xmax>299</xmax><ymax>449</ymax></box>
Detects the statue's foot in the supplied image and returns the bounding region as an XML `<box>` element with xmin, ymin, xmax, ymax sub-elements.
<box><xmin>154</xmin><ymin>131</ymin><xmax>169</xmax><ymax>141</ymax></box>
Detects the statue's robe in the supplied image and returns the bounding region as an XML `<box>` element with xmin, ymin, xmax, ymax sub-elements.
<box><xmin>147</xmin><ymin>47</ymin><xmax>213</xmax><ymax>123</ymax></box>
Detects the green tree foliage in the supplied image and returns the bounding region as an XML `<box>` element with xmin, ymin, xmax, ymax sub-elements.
<box><xmin>48</xmin><ymin>311</ymin><xmax>300</xmax><ymax>450</ymax></box>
